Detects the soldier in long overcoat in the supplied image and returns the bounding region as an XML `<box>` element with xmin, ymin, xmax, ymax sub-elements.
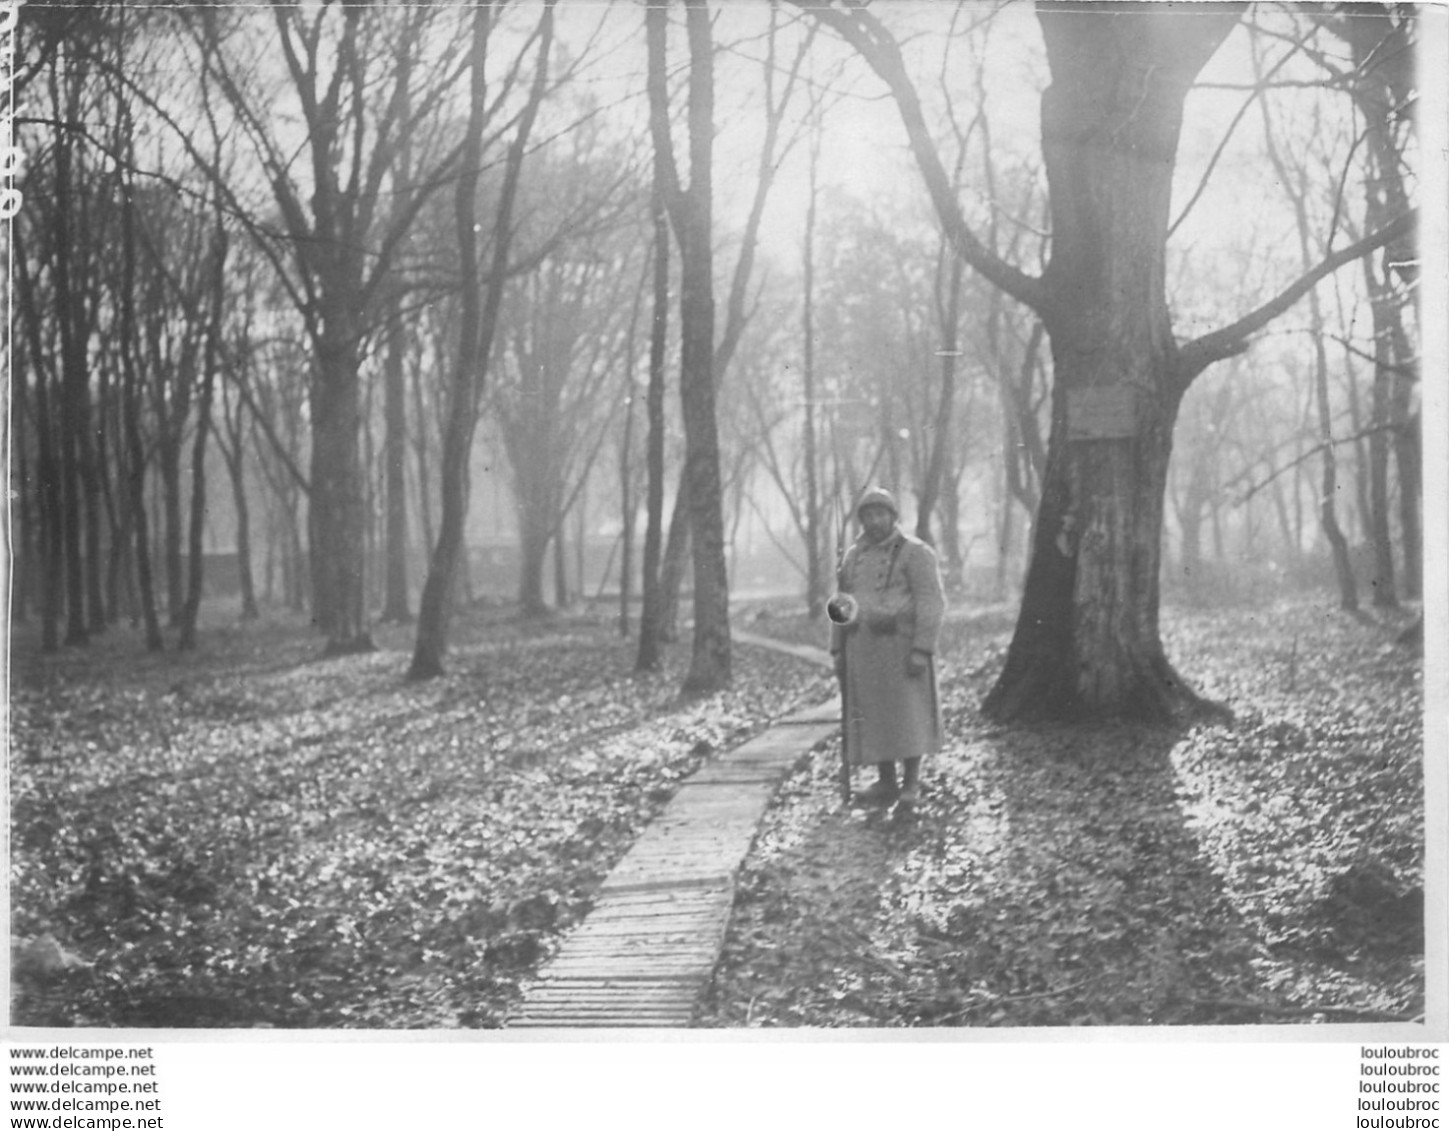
<box><xmin>829</xmin><ymin>487</ymin><xmax>945</xmax><ymax>812</ymax></box>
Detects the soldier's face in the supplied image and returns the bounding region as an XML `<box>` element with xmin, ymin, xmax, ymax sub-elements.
<box><xmin>859</xmin><ymin>504</ymin><xmax>895</xmax><ymax>543</ymax></box>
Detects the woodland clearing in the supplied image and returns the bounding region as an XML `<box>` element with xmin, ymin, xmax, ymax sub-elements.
<box><xmin>8</xmin><ymin>593</ymin><xmax>1426</xmax><ymax>1029</ymax></box>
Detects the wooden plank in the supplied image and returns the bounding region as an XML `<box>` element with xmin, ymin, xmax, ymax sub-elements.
<box><xmin>505</xmin><ymin>681</ymin><xmax>843</xmax><ymax>1030</ymax></box>
<box><xmin>515</xmin><ymin>1014</ymin><xmax>695</xmax><ymax>1025</ymax></box>
<box><xmin>547</xmin><ymin>946</ymin><xmax>718</xmax><ymax>962</ymax></box>
<box><xmin>518</xmin><ymin>1006</ymin><xmax>695</xmax><ymax>1015</ymax></box>
<box><xmin>521</xmin><ymin>987</ymin><xmax>697</xmax><ymax>1000</ymax></box>
<box><xmin>524</xmin><ymin>974</ymin><xmax>700</xmax><ymax>986</ymax></box>
<box><xmin>571</xmin><ymin>910</ymin><xmax>728</xmax><ymax>931</ymax></box>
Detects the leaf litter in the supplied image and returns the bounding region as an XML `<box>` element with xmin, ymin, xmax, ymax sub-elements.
<box><xmin>10</xmin><ymin>609</ymin><xmax>830</xmax><ymax>1028</ymax></box>
<box><xmin>11</xmin><ymin>595</ymin><xmax>1423</xmax><ymax>1029</ymax></box>
<box><xmin>699</xmin><ymin>595</ymin><xmax>1424</xmax><ymax>1028</ymax></box>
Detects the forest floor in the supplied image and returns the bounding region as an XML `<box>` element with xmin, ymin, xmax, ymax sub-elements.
<box><xmin>8</xmin><ymin>592</ymin><xmax>1426</xmax><ymax>1029</ymax></box>
<box><xmin>704</xmin><ymin>594</ymin><xmax>1426</xmax><ymax>1028</ymax></box>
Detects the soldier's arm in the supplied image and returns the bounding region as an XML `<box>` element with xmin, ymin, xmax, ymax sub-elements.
<box><xmin>907</xmin><ymin>542</ymin><xmax>946</xmax><ymax>655</ymax></box>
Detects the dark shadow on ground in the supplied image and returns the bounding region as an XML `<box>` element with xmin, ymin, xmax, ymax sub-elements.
<box><xmin>897</xmin><ymin>722</ymin><xmax>1273</xmax><ymax>1026</ymax></box>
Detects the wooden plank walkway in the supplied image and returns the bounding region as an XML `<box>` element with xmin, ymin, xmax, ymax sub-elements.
<box><xmin>507</xmin><ymin>637</ymin><xmax>838</xmax><ymax>1029</ymax></box>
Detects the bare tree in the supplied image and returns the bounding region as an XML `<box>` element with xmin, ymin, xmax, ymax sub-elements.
<box><xmin>179</xmin><ymin>4</ymin><xmax>471</xmax><ymax>654</ymax></box>
<box><xmin>410</xmin><ymin>1</ymin><xmax>556</xmax><ymax>679</ymax></box>
<box><xmin>803</xmin><ymin>2</ymin><xmax>1413</xmax><ymax>721</ymax></box>
<box><xmin>635</xmin><ymin>182</ymin><xmax>672</xmax><ymax>672</ymax></box>
<box><xmin>646</xmin><ymin>0</ymin><xmax>731</xmax><ymax>694</ymax></box>
<box><xmin>640</xmin><ymin>2</ymin><xmax>816</xmax><ymax>677</ymax></box>
<box><xmin>1259</xmin><ymin>87</ymin><xmax>1358</xmax><ymax>610</ymax></box>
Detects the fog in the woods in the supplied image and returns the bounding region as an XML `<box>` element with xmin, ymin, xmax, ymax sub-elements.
<box><xmin>8</xmin><ymin>0</ymin><xmax>1431</xmax><ymax>1037</ymax></box>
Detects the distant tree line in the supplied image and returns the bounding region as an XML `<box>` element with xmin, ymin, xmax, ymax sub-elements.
<box><xmin>9</xmin><ymin>1</ymin><xmax>1418</xmax><ymax>717</ymax></box>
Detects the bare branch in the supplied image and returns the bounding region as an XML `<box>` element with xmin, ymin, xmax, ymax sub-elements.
<box><xmin>1176</xmin><ymin>210</ymin><xmax>1414</xmax><ymax>383</ymax></box>
<box><xmin>791</xmin><ymin>1</ymin><xmax>1047</xmax><ymax>312</ymax></box>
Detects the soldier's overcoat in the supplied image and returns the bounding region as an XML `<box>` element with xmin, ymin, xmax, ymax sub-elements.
<box><xmin>830</xmin><ymin>513</ymin><xmax>945</xmax><ymax>767</ymax></box>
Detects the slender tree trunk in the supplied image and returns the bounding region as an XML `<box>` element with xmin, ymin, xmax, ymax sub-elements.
<box><xmin>410</xmin><ymin>344</ymin><xmax>436</xmax><ymax>556</ymax></box>
<box><xmin>115</xmin><ymin>153</ymin><xmax>164</xmax><ymax>651</ymax></box>
<box><xmin>12</xmin><ymin>309</ymin><xmax>34</xmax><ymax>624</ymax></box>
<box><xmin>229</xmin><ymin>448</ymin><xmax>260</xmax><ymax>620</ymax></box>
<box><xmin>619</xmin><ymin>354</ymin><xmax>639</xmax><ymax>638</ymax></box>
<box><xmin>411</xmin><ymin>5</ymin><xmax>493</xmax><ymax>677</ymax></box>
<box><xmin>516</xmin><ymin>495</ymin><xmax>552</xmax><ymax>617</ymax></box>
<box><xmin>1260</xmin><ymin>76</ymin><xmax>1357</xmax><ymax>611</ymax></box>
<box><xmin>995</xmin><ymin>435</ymin><xmax>1015</xmax><ymax>600</ymax></box>
<box><xmin>657</xmin><ymin>493</ymin><xmax>690</xmax><ymax>643</ymax></box>
<box><xmin>801</xmin><ymin>120</ymin><xmax>824</xmax><ymax>620</ymax></box>
<box><xmin>14</xmin><ymin>223</ymin><xmax>63</xmax><ymax>648</ymax></box>
<box><xmin>1364</xmin><ymin>255</ymin><xmax>1398</xmax><ymax>606</ymax></box>
<box><xmin>380</xmin><ymin>308</ymin><xmax>413</xmax><ymax>623</ymax></box>
<box><xmin>1395</xmin><ymin>409</ymin><xmax>1421</xmax><ymax>601</ymax></box>
<box><xmin>411</xmin><ymin>0</ymin><xmax>554</xmax><ymax>677</ymax></box>
<box><xmin>179</xmin><ymin>222</ymin><xmax>227</xmax><ymax>650</ymax></box>
<box><xmin>635</xmin><ymin>197</ymin><xmax>670</xmax><ymax>671</ymax></box>
<box><xmin>160</xmin><ymin>441</ymin><xmax>185</xmax><ymax>625</ymax></box>
<box><xmin>553</xmin><ymin>525</ymin><xmax>569</xmax><ymax>609</ymax></box>
<box><xmin>646</xmin><ymin>0</ymin><xmax>731</xmax><ymax>694</ymax></box>
<box><xmin>286</xmin><ymin>500</ymin><xmax>307</xmax><ymax>613</ymax></box>
<box><xmin>941</xmin><ymin>458</ymin><xmax>964</xmax><ymax>588</ymax></box>
<box><xmin>380</xmin><ymin>82</ymin><xmax>415</xmax><ymax>625</ymax></box>
<box><xmin>52</xmin><ymin>60</ymin><xmax>89</xmax><ymax>646</ymax></box>
<box><xmin>681</xmin><ymin>178</ymin><xmax>732</xmax><ymax>689</ymax></box>
<box><xmin>917</xmin><ymin>252</ymin><xmax>963</xmax><ymax>545</ymax></box>
<box><xmin>1314</xmin><ymin>362</ymin><xmax>1358</xmax><ymax>610</ymax></box>
<box><xmin>617</xmin><ymin>234</ymin><xmax>654</xmax><ymax>638</ymax></box>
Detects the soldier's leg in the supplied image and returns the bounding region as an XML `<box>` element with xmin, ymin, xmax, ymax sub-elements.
<box><xmin>897</xmin><ymin>757</ymin><xmax>922</xmax><ymax>810</ymax></box>
<box><xmin>854</xmin><ymin>760</ymin><xmax>899</xmax><ymax>806</ymax></box>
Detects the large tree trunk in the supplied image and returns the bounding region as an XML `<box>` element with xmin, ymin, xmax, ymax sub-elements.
<box><xmin>517</xmin><ymin>509</ymin><xmax>552</xmax><ymax>617</ymax></box>
<box><xmin>982</xmin><ymin>7</ymin><xmax>1239</xmax><ymax>722</ymax></box>
<box><xmin>810</xmin><ymin>0</ymin><xmax>1400</xmax><ymax>718</ymax></box>
<box><xmin>310</xmin><ymin>323</ymin><xmax>374</xmax><ymax>653</ymax></box>
<box><xmin>553</xmin><ymin>525</ymin><xmax>570</xmax><ymax>610</ymax></box>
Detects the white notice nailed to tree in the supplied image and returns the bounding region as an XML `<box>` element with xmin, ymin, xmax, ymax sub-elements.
<box><xmin>1066</xmin><ymin>385</ymin><xmax>1141</xmax><ymax>442</ymax></box>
